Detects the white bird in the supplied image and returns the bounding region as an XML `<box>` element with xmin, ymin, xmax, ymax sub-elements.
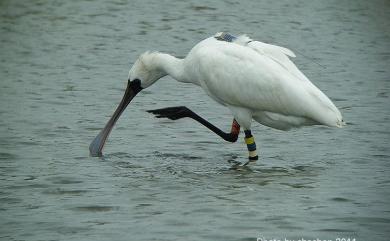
<box><xmin>90</xmin><ymin>32</ymin><xmax>344</xmax><ymax>165</ymax></box>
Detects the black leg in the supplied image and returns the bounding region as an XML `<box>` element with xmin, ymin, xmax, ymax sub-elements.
<box><xmin>147</xmin><ymin>106</ymin><xmax>240</xmax><ymax>142</ymax></box>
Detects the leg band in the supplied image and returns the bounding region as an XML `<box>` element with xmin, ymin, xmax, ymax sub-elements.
<box><xmin>231</xmin><ymin>119</ymin><xmax>240</xmax><ymax>136</ymax></box>
<box><xmin>244</xmin><ymin>130</ymin><xmax>258</xmax><ymax>162</ymax></box>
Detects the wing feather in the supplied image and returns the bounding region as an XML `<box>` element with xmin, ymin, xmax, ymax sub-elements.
<box><xmin>232</xmin><ymin>34</ymin><xmax>312</xmax><ymax>83</ymax></box>
<box><xmin>189</xmin><ymin>36</ymin><xmax>343</xmax><ymax>128</ymax></box>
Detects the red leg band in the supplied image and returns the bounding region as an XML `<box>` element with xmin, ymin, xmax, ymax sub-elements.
<box><xmin>231</xmin><ymin>119</ymin><xmax>240</xmax><ymax>136</ymax></box>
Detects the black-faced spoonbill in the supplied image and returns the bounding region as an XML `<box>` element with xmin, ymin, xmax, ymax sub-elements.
<box><xmin>89</xmin><ymin>32</ymin><xmax>344</xmax><ymax>165</ymax></box>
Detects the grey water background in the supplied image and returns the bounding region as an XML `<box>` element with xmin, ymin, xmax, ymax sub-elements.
<box><xmin>1</xmin><ymin>0</ymin><xmax>389</xmax><ymax>240</ymax></box>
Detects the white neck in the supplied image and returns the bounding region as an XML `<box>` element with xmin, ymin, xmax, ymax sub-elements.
<box><xmin>154</xmin><ymin>53</ymin><xmax>186</xmax><ymax>83</ymax></box>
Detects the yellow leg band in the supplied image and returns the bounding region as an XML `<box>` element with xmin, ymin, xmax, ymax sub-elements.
<box><xmin>245</xmin><ymin>136</ymin><xmax>255</xmax><ymax>145</ymax></box>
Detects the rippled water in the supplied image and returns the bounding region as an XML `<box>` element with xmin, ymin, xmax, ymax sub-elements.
<box><xmin>1</xmin><ymin>0</ymin><xmax>389</xmax><ymax>240</ymax></box>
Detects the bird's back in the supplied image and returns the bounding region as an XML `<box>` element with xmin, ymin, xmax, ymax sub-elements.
<box><xmin>185</xmin><ymin>34</ymin><xmax>343</xmax><ymax>129</ymax></box>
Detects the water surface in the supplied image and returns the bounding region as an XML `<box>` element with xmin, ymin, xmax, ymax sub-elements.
<box><xmin>1</xmin><ymin>0</ymin><xmax>389</xmax><ymax>240</ymax></box>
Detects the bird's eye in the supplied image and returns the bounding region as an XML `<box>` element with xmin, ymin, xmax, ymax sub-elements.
<box><xmin>128</xmin><ymin>78</ymin><xmax>142</xmax><ymax>91</ymax></box>
<box><xmin>128</xmin><ymin>78</ymin><xmax>140</xmax><ymax>82</ymax></box>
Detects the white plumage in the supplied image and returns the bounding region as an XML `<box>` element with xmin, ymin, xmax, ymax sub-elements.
<box><xmin>89</xmin><ymin>32</ymin><xmax>344</xmax><ymax>158</ymax></box>
<box><xmin>131</xmin><ymin>33</ymin><xmax>344</xmax><ymax>131</ymax></box>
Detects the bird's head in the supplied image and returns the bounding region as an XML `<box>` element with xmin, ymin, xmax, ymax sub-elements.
<box><xmin>89</xmin><ymin>52</ymin><xmax>167</xmax><ymax>156</ymax></box>
<box><xmin>128</xmin><ymin>51</ymin><xmax>167</xmax><ymax>89</ymax></box>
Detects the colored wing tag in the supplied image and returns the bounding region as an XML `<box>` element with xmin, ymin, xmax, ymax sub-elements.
<box><xmin>214</xmin><ymin>32</ymin><xmax>237</xmax><ymax>42</ymax></box>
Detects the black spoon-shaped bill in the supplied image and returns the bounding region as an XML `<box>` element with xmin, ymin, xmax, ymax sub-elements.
<box><xmin>89</xmin><ymin>79</ymin><xmax>142</xmax><ymax>157</ymax></box>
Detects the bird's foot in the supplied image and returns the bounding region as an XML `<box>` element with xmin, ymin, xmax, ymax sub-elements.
<box><xmin>147</xmin><ymin>106</ymin><xmax>193</xmax><ymax>120</ymax></box>
<box><xmin>243</xmin><ymin>155</ymin><xmax>258</xmax><ymax>166</ymax></box>
<box><xmin>242</xmin><ymin>159</ymin><xmax>257</xmax><ymax>166</ymax></box>
<box><xmin>228</xmin><ymin>160</ymin><xmax>252</xmax><ymax>171</ymax></box>
<box><xmin>228</xmin><ymin>158</ymin><xmax>257</xmax><ymax>170</ymax></box>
